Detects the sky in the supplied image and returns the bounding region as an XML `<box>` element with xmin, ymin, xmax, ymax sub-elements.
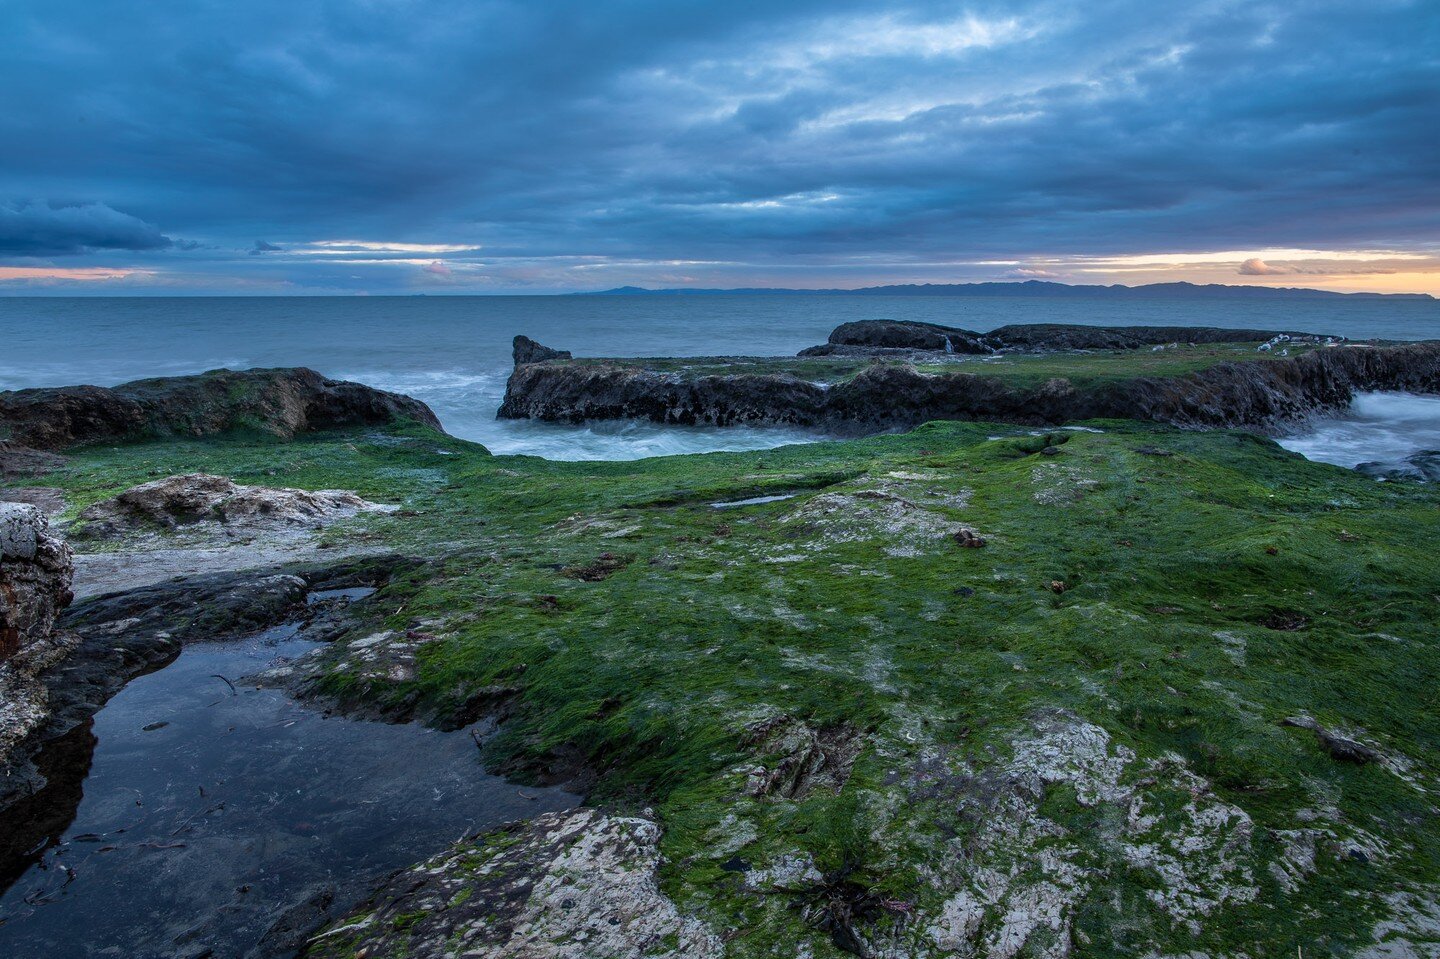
<box><xmin>1</xmin><ymin>0</ymin><xmax>1437</xmax><ymax>295</ymax></box>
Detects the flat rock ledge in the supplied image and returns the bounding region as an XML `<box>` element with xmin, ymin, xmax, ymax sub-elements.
<box><xmin>304</xmin><ymin>808</ymin><xmax>722</xmax><ymax>959</ymax></box>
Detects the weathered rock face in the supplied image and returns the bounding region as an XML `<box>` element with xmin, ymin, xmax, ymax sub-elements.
<box><xmin>0</xmin><ymin>503</ymin><xmax>74</xmax><ymax>661</ymax></box>
<box><xmin>513</xmin><ymin>335</ymin><xmax>573</xmax><ymax>366</ymax></box>
<box><xmin>304</xmin><ymin>808</ymin><xmax>722</xmax><ymax>959</ymax></box>
<box><xmin>500</xmin><ymin>338</ymin><xmax>1440</xmax><ymax>434</ymax></box>
<box><xmin>76</xmin><ymin>473</ymin><xmax>393</xmax><ymax>536</ymax></box>
<box><xmin>0</xmin><ymin>504</ymin><xmax>78</xmax><ymax>795</ymax></box>
<box><xmin>0</xmin><ymin>366</ymin><xmax>442</xmax><ymax>453</ymax></box>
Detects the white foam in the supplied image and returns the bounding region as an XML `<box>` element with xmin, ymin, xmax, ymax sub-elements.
<box><xmin>1278</xmin><ymin>392</ymin><xmax>1440</xmax><ymax>469</ymax></box>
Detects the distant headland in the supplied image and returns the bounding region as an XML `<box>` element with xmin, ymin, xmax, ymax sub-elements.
<box><xmin>580</xmin><ymin>279</ymin><xmax>1434</xmax><ymax>300</ymax></box>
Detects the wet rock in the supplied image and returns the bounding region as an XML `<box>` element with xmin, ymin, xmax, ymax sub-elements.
<box><xmin>1281</xmin><ymin>715</ymin><xmax>1382</xmax><ymax>765</ymax></box>
<box><xmin>303</xmin><ymin>808</ymin><xmax>722</xmax><ymax>959</ymax></box>
<box><xmin>0</xmin><ymin>367</ymin><xmax>442</xmax><ymax>452</ymax></box>
<box><xmin>1355</xmin><ymin>450</ymin><xmax>1440</xmax><ymax>483</ymax></box>
<box><xmin>513</xmin><ymin>335</ymin><xmax>573</xmax><ymax>366</ymax></box>
<box><xmin>76</xmin><ymin>473</ymin><xmax>394</xmax><ymax>536</ymax></box>
<box><xmin>0</xmin><ymin>562</ymin><xmax>403</xmax><ymax>813</ymax></box>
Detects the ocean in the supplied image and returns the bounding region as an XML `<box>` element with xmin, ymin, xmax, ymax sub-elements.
<box><xmin>1</xmin><ymin>294</ymin><xmax>1437</xmax><ymax>463</ymax></box>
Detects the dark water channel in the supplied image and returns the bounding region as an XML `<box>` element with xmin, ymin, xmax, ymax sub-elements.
<box><xmin>0</xmin><ymin>593</ymin><xmax>575</xmax><ymax>958</ymax></box>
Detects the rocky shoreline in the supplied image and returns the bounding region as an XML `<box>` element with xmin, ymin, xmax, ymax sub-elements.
<box><xmin>3</xmin><ymin>350</ymin><xmax>1440</xmax><ymax>957</ymax></box>
<box><xmin>498</xmin><ymin>321</ymin><xmax>1440</xmax><ymax>434</ymax></box>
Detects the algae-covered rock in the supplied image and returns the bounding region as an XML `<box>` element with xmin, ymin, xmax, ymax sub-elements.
<box><xmin>0</xmin><ymin>366</ymin><xmax>442</xmax><ymax>451</ymax></box>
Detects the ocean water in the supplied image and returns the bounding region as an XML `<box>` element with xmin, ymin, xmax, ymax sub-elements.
<box><xmin>0</xmin><ymin>294</ymin><xmax>1436</xmax><ymax>462</ymax></box>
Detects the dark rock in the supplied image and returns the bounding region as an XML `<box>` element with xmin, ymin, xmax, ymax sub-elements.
<box><xmin>500</xmin><ymin>337</ymin><xmax>1440</xmax><ymax>436</ymax></box>
<box><xmin>824</xmin><ymin>320</ymin><xmax>990</xmax><ymax>354</ymax></box>
<box><xmin>1354</xmin><ymin>450</ymin><xmax>1440</xmax><ymax>483</ymax></box>
<box><xmin>983</xmin><ymin>323</ymin><xmax>1318</xmax><ymax>352</ymax></box>
<box><xmin>512</xmin><ymin>335</ymin><xmax>572</xmax><ymax>366</ymax></box>
<box><xmin>1281</xmin><ymin>716</ymin><xmax>1381</xmax><ymax>765</ymax></box>
<box><xmin>0</xmin><ymin>367</ymin><xmax>442</xmax><ymax>452</ymax></box>
<box><xmin>819</xmin><ymin>320</ymin><xmax>1325</xmax><ymax>356</ymax></box>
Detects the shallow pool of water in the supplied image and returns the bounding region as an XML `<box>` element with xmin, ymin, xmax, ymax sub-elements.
<box><xmin>0</xmin><ymin>623</ymin><xmax>574</xmax><ymax>958</ymax></box>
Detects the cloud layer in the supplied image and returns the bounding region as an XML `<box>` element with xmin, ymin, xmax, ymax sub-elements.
<box><xmin>1</xmin><ymin>0</ymin><xmax>1437</xmax><ymax>292</ymax></box>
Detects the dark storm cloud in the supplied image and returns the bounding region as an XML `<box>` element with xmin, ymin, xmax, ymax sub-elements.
<box><xmin>0</xmin><ymin>0</ymin><xmax>1436</xmax><ymax>289</ymax></box>
<box><xmin>0</xmin><ymin>200</ymin><xmax>172</xmax><ymax>256</ymax></box>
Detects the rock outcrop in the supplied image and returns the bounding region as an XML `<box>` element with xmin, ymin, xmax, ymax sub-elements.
<box><xmin>0</xmin><ymin>503</ymin><xmax>73</xmax><ymax>660</ymax></box>
<box><xmin>499</xmin><ymin>333</ymin><xmax>1440</xmax><ymax>434</ymax></box>
<box><xmin>806</xmin><ymin>319</ymin><xmax>1325</xmax><ymax>355</ymax></box>
<box><xmin>304</xmin><ymin>808</ymin><xmax>722</xmax><ymax>959</ymax></box>
<box><xmin>513</xmin><ymin>335</ymin><xmax>573</xmax><ymax>366</ymax></box>
<box><xmin>0</xmin><ymin>504</ymin><xmax>79</xmax><ymax>796</ymax></box>
<box><xmin>0</xmin><ymin>366</ymin><xmax>442</xmax><ymax>453</ymax></box>
<box><xmin>76</xmin><ymin>473</ymin><xmax>394</xmax><ymax>537</ymax></box>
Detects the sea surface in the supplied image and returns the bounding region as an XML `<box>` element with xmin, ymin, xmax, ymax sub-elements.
<box><xmin>1</xmin><ymin>294</ymin><xmax>1437</xmax><ymax>462</ymax></box>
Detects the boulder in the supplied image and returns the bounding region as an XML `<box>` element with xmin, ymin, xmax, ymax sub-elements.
<box><xmin>77</xmin><ymin>473</ymin><xmax>394</xmax><ymax>536</ymax></box>
<box><xmin>0</xmin><ymin>367</ymin><xmax>442</xmax><ymax>452</ymax></box>
<box><xmin>513</xmin><ymin>335</ymin><xmax>573</xmax><ymax>366</ymax></box>
<box><xmin>1</xmin><ymin>503</ymin><xmax>79</xmax><ymax>785</ymax></box>
<box><xmin>1</xmin><ymin>503</ymin><xmax>74</xmax><ymax>661</ymax></box>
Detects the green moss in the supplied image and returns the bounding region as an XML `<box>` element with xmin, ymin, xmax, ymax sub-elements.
<box><xmin>16</xmin><ymin>414</ymin><xmax>1440</xmax><ymax>956</ymax></box>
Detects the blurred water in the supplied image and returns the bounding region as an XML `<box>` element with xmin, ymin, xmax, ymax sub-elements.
<box><xmin>1278</xmin><ymin>393</ymin><xmax>1440</xmax><ymax>470</ymax></box>
<box><xmin>1</xmin><ymin>294</ymin><xmax>1436</xmax><ymax>461</ymax></box>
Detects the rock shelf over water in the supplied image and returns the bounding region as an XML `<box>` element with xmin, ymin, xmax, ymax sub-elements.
<box><xmin>499</xmin><ymin>321</ymin><xmax>1440</xmax><ymax>434</ymax></box>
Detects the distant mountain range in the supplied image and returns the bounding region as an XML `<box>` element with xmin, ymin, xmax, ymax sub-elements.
<box><xmin>581</xmin><ymin>280</ymin><xmax>1433</xmax><ymax>300</ymax></box>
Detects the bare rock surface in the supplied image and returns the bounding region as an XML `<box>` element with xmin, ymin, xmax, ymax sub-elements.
<box><xmin>1</xmin><ymin>503</ymin><xmax>74</xmax><ymax>661</ymax></box>
<box><xmin>78</xmin><ymin>473</ymin><xmax>393</xmax><ymax>535</ymax></box>
<box><xmin>0</xmin><ymin>503</ymin><xmax>78</xmax><ymax>777</ymax></box>
<box><xmin>304</xmin><ymin>807</ymin><xmax>723</xmax><ymax>959</ymax></box>
<box><xmin>67</xmin><ymin>474</ymin><xmax>399</xmax><ymax>597</ymax></box>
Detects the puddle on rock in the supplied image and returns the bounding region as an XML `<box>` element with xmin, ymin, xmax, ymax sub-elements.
<box><xmin>0</xmin><ymin>622</ymin><xmax>574</xmax><ymax>958</ymax></box>
<box><xmin>710</xmin><ymin>493</ymin><xmax>800</xmax><ymax>509</ymax></box>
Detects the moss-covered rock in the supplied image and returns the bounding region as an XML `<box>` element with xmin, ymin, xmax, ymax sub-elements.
<box><xmin>7</xmin><ymin>413</ymin><xmax>1440</xmax><ymax>957</ymax></box>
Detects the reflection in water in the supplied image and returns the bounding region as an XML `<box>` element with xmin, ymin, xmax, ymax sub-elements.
<box><xmin>0</xmin><ymin>624</ymin><xmax>574</xmax><ymax>958</ymax></box>
<box><xmin>0</xmin><ymin>721</ymin><xmax>95</xmax><ymax>893</ymax></box>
